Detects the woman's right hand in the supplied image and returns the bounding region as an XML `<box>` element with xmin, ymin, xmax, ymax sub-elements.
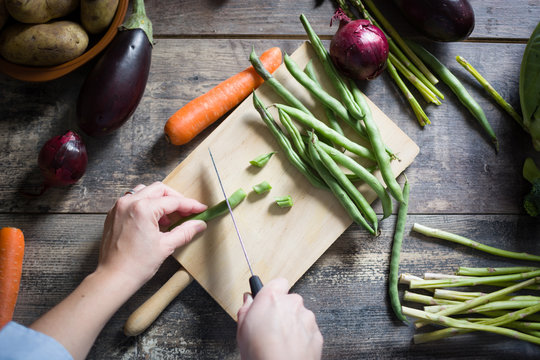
<box><xmin>236</xmin><ymin>278</ymin><xmax>323</xmax><ymax>360</ymax></box>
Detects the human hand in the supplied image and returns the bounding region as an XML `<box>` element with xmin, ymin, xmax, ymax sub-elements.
<box><xmin>97</xmin><ymin>182</ymin><xmax>207</xmax><ymax>290</ymax></box>
<box><xmin>236</xmin><ymin>278</ymin><xmax>323</xmax><ymax>360</ymax></box>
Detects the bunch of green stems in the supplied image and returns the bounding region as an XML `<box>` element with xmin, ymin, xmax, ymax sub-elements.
<box><xmin>335</xmin><ymin>0</ymin><xmax>443</xmax><ymax>126</ymax></box>
<box><xmin>397</xmin><ymin>223</ymin><xmax>540</xmax><ymax>345</ymax></box>
<box><xmin>250</xmin><ymin>14</ymin><xmax>407</xmax><ymax>235</ymax></box>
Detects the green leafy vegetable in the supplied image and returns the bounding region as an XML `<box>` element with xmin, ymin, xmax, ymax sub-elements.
<box><xmin>523</xmin><ymin>157</ymin><xmax>540</xmax><ymax>217</ymax></box>
<box><xmin>249</xmin><ymin>152</ymin><xmax>276</xmax><ymax>168</ymax></box>
<box><xmin>520</xmin><ymin>21</ymin><xmax>540</xmax><ymax>151</ymax></box>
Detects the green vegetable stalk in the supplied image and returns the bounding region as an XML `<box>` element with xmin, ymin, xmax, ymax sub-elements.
<box><xmin>168</xmin><ymin>188</ymin><xmax>246</xmax><ymax>230</ymax></box>
<box><xmin>519</xmin><ymin>21</ymin><xmax>540</xmax><ymax>151</ymax></box>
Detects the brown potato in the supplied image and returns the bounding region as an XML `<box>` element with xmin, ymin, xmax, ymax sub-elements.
<box><xmin>0</xmin><ymin>0</ymin><xmax>8</xmax><ymax>30</ymax></box>
<box><xmin>81</xmin><ymin>0</ymin><xmax>119</xmax><ymax>34</ymax></box>
<box><xmin>0</xmin><ymin>21</ymin><xmax>89</xmax><ymax>66</ymax></box>
<box><xmin>5</xmin><ymin>0</ymin><xmax>78</xmax><ymax>24</ymax></box>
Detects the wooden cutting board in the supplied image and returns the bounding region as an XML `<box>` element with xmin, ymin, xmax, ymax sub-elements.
<box><xmin>163</xmin><ymin>42</ymin><xmax>419</xmax><ymax>320</ymax></box>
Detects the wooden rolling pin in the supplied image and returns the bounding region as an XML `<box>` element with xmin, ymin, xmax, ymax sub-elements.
<box><xmin>124</xmin><ymin>268</ymin><xmax>193</xmax><ymax>336</ymax></box>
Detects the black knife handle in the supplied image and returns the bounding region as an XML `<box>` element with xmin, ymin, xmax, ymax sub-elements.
<box><xmin>249</xmin><ymin>275</ymin><xmax>263</xmax><ymax>297</ymax></box>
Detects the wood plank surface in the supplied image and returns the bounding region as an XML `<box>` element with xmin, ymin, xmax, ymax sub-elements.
<box><xmin>1</xmin><ymin>0</ymin><xmax>540</xmax><ymax>358</ymax></box>
<box><xmin>0</xmin><ymin>40</ymin><xmax>536</xmax><ymax>214</ymax></box>
<box><xmin>5</xmin><ymin>213</ymin><xmax>539</xmax><ymax>359</ymax></box>
<box><xmin>145</xmin><ymin>0</ymin><xmax>539</xmax><ymax>39</ymax></box>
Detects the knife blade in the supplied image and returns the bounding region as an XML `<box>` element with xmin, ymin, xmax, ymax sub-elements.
<box><xmin>208</xmin><ymin>148</ymin><xmax>263</xmax><ymax>297</ymax></box>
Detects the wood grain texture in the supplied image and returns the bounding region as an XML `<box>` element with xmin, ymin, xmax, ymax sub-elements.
<box><xmin>1</xmin><ymin>0</ymin><xmax>540</xmax><ymax>358</ymax></box>
<box><xmin>0</xmin><ymin>40</ymin><xmax>537</xmax><ymax>214</ymax></box>
<box><xmin>143</xmin><ymin>0</ymin><xmax>539</xmax><ymax>40</ymax></box>
<box><xmin>4</xmin><ymin>213</ymin><xmax>539</xmax><ymax>359</ymax></box>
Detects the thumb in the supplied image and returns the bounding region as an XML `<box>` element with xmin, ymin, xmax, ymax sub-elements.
<box><xmin>237</xmin><ymin>292</ymin><xmax>253</xmax><ymax>326</ymax></box>
<box><xmin>163</xmin><ymin>220</ymin><xmax>207</xmax><ymax>249</ymax></box>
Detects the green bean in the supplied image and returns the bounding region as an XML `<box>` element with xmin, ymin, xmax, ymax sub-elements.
<box><xmin>349</xmin><ymin>82</ymin><xmax>403</xmax><ymax>203</ymax></box>
<box><xmin>304</xmin><ymin>60</ymin><xmax>345</xmax><ymax>137</ymax></box>
<box><xmin>284</xmin><ymin>54</ymin><xmax>367</xmax><ymax>138</ymax></box>
<box><xmin>307</xmin><ymin>133</ymin><xmax>375</xmax><ymax>235</ymax></box>
<box><xmin>249</xmin><ymin>48</ymin><xmax>312</xmax><ymax>116</ymax></box>
<box><xmin>168</xmin><ymin>188</ymin><xmax>246</xmax><ymax>231</ymax></box>
<box><xmin>407</xmin><ymin>41</ymin><xmax>499</xmax><ymax>152</ymax></box>
<box><xmin>278</xmin><ymin>108</ymin><xmax>310</xmax><ymax>164</ymax></box>
<box><xmin>275</xmin><ymin>195</ymin><xmax>293</xmax><ymax>208</ymax></box>
<box><xmin>317</xmin><ymin>141</ymin><xmax>392</xmax><ymax>219</ymax></box>
<box><xmin>252</xmin><ymin>181</ymin><xmax>272</xmax><ymax>194</ymax></box>
<box><xmin>389</xmin><ymin>180</ymin><xmax>410</xmax><ymax>323</ymax></box>
<box><xmin>299</xmin><ymin>14</ymin><xmax>366</xmax><ymax>121</ymax></box>
<box><xmin>314</xmin><ymin>137</ymin><xmax>378</xmax><ymax>233</ymax></box>
<box><xmin>277</xmin><ymin>104</ymin><xmax>376</xmax><ymax>161</ymax></box>
<box><xmin>253</xmin><ymin>93</ymin><xmax>326</xmax><ymax>189</ymax></box>
<box><xmin>250</xmin><ymin>152</ymin><xmax>276</xmax><ymax>167</ymax></box>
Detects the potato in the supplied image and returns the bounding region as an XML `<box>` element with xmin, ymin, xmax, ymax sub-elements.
<box><xmin>81</xmin><ymin>0</ymin><xmax>119</xmax><ymax>34</ymax></box>
<box><xmin>0</xmin><ymin>21</ymin><xmax>89</xmax><ymax>66</ymax></box>
<box><xmin>5</xmin><ymin>0</ymin><xmax>78</xmax><ymax>24</ymax></box>
<box><xmin>0</xmin><ymin>0</ymin><xmax>8</xmax><ymax>31</ymax></box>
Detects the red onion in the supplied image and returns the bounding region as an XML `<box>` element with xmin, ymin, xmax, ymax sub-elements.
<box><xmin>38</xmin><ymin>130</ymin><xmax>88</xmax><ymax>192</ymax></box>
<box><xmin>329</xmin><ymin>9</ymin><xmax>389</xmax><ymax>81</ymax></box>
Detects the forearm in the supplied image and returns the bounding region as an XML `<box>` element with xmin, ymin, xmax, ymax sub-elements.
<box><xmin>30</xmin><ymin>268</ymin><xmax>140</xmax><ymax>360</ymax></box>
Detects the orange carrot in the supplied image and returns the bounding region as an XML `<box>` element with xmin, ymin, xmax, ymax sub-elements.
<box><xmin>165</xmin><ymin>47</ymin><xmax>283</xmax><ymax>145</ymax></box>
<box><xmin>0</xmin><ymin>227</ymin><xmax>24</xmax><ymax>329</ymax></box>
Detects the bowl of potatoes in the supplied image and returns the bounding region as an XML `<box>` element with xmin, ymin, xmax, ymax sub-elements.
<box><xmin>0</xmin><ymin>0</ymin><xmax>128</xmax><ymax>82</ymax></box>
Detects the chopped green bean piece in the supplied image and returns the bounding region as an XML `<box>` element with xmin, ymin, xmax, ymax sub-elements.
<box><xmin>252</xmin><ymin>181</ymin><xmax>272</xmax><ymax>194</ymax></box>
<box><xmin>250</xmin><ymin>152</ymin><xmax>276</xmax><ymax>168</ymax></box>
<box><xmin>275</xmin><ymin>195</ymin><xmax>293</xmax><ymax>208</ymax></box>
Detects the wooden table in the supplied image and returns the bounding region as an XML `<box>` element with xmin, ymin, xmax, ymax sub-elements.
<box><xmin>1</xmin><ymin>1</ymin><xmax>539</xmax><ymax>358</ymax></box>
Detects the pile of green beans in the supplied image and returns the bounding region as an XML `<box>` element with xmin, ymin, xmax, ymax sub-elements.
<box><xmin>249</xmin><ymin>15</ymin><xmax>410</xmax><ymax>234</ymax></box>
<box><xmin>307</xmin><ymin>132</ymin><xmax>376</xmax><ymax>235</ymax></box>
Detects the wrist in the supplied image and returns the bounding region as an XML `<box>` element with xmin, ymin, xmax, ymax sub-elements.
<box><xmin>90</xmin><ymin>266</ymin><xmax>143</xmax><ymax>300</ymax></box>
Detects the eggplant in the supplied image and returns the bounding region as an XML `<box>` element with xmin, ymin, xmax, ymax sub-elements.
<box><xmin>77</xmin><ymin>0</ymin><xmax>152</xmax><ymax>136</ymax></box>
<box><xmin>393</xmin><ymin>0</ymin><xmax>475</xmax><ymax>42</ymax></box>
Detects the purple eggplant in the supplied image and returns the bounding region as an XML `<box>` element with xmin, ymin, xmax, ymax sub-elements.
<box><xmin>393</xmin><ymin>0</ymin><xmax>475</xmax><ymax>42</ymax></box>
<box><xmin>77</xmin><ymin>0</ymin><xmax>152</xmax><ymax>136</ymax></box>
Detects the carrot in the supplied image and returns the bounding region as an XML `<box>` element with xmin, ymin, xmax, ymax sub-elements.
<box><xmin>164</xmin><ymin>47</ymin><xmax>283</xmax><ymax>145</ymax></box>
<box><xmin>0</xmin><ymin>227</ymin><xmax>24</xmax><ymax>329</ymax></box>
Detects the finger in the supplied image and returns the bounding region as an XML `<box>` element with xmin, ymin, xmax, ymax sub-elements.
<box><xmin>260</xmin><ymin>277</ymin><xmax>289</xmax><ymax>295</ymax></box>
<box><xmin>143</xmin><ymin>195</ymin><xmax>207</xmax><ymax>221</ymax></box>
<box><xmin>237</xmin><ymin>293</ymin><xmax>253</xmax><ymax>326</ymax></box>
<box><xmin>162</xmin><ymin>220</ymin><xmax>207</xmax><ymax>250</ymax></box>
<box><xmin>132</xmin><ymin>181</ymin><xmax>185</xmax><ymax>200</ymax></box>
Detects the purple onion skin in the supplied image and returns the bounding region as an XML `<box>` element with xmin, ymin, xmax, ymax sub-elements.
<box><xmin>330</xmin><ymin>12</ymin><xmax>389</xmax><ymax>81</ymax></box>
<box><xmin>38</xmin><ymin>131</ymin><xmax>88</xmax><ymax>188</ymax></box>
<box><xmin>393</xmin><ymin>0</ymin><xmax>475</xmax><ymax>42</ymax></box>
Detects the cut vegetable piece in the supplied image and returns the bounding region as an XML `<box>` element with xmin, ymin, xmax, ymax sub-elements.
<box><xmin>252</xmin><ymin>181</ymin><xmax>272</xmax><ymax>194</ymax></box>
<box><xmin>249</xmin><ymin>152</ymin><xmax>276</xmax><ymax>168</ymax></box>
<box><xmin>275</xmin><ymin>195</ymin><xmax>293</xmax><ymax>208</ymax></box>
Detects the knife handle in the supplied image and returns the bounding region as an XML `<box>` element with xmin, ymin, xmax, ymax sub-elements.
<box><xmin>249</xmin><ymin>275</ymin><xmax>263</xmax><ymax>297</ymax></box>
<box><xmin>124</xmin><ymin>268</ymin><xmax>193</xmax><ymax>336</ymax></box>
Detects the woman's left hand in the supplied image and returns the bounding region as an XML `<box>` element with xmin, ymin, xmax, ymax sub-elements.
<box><xmin>97</xmin><ymin>181</ymin><xmax>208</xmax><ymax>290</ymax></box>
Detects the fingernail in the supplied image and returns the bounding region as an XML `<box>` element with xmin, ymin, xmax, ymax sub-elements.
<box><xmin>243</xmin><ymin>292</ymin><xmax>252</xmax><ymax>304</ymax></box>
